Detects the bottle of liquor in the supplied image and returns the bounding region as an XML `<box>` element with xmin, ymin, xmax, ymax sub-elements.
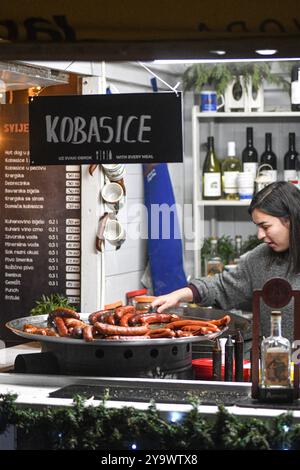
<box><xmin>202</xmin><ymin>136</ymin><xmax>222</xmax><ymax>200</ymax></box>
<box><xmin>242</xmin><ymin>127</ymin><xmax>258</xmax><ymax>178</ymax></box>
<box><xmin>205</xmin><ymin>237</ymin><xmax>224</xmax><ymax>276</ymax></box>
<box><xmin>260</xmin><ymin>133</ymin><xmax>277</xmax><ymax>182</ymax></box>
<box><xmin>233</xmin><ymin>235</ymin><xmax>243</xmax><ymax>264</ymax></box>
<box><xmin>291</xmin><ymin>63</ymin><xmax>300</xmax><ymax>111</ymax></box>
<box><xmin>234</xmin><ymin>330</ymin><xmax>244</xmax><ymax>382</ymax></box>
<box><xmin>284</xmin><ymin>132</ymin><xmax>299</xmax><ymax>182</ymax></box>
<box><xmin>260</xmin><ymin>310</ymin><xmax>291</xmax><ymax>390</ymax></box>
<box><xmin>221</xmin><ymin>141</ymin><xmax>241</xmax><ymax>200</ymax></box>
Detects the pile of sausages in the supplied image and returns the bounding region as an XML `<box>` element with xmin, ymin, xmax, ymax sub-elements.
<box><xmin>23</xmin><ymin>306</ymin><xmax>231</xmax><ymax>342</ymax></box>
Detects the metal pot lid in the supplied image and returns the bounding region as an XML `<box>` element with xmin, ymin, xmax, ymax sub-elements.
<box><xmin>6</xmin><ymin>313</ymin><xmax>228</xmax><ymax>347</ymax></box>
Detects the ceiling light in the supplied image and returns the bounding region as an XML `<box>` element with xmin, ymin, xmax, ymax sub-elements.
<box><xmin>255</xmin><ymin>49</ymin><xmax>278</xmax><ymax>56</ymax></box>
<box><xmin>209</xmin><ymin>50</ymin><xmax>226</xmax><ymax>56</ymax></box>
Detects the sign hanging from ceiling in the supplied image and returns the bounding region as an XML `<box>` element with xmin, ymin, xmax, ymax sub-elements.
<box><xmin>1</xmin><ymin>1</ymin><xmax>300</xmax><ymax>60</ymax></box>
<box><xmin>29</xmin><ymin>92</ymin><xmax>183</xmax><ymax>165</ymax></box>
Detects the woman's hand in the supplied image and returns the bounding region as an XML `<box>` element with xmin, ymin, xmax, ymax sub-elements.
<box><xmin>151</xmin><ymin>287</ymin><xmax>194</xmax><ymax>313</ymax></box>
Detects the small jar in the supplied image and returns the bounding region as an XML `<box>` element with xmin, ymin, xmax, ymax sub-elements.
<box><xmin>134</xmin><ymin>295</ymin><xmax>156</xmax><ymax>313</ymax></box>
<box><xmin>126</xmin><ymin>288</ymin><xmax>147</xmax><ymax>306</ymax></box>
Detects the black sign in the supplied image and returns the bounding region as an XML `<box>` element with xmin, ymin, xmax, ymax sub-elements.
<box><xmin>29</xmin><ymin>92</ymin><xmax>183</xmax><ymax>165</ymax></box>
<box><xmin>0</xmin><ymin>105</ymin><xmax>81</xmax><ymax>344</ymax></box>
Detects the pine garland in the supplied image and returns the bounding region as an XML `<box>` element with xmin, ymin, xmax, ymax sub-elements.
<box><xmin>1</xmin><ymin>393</ymin><xmax>300</xmax><ymax>450</ymax></box>
<box><xmin>182</xmin><ymin>62</ymin><xmax>291</xmax><ymax>96</ymax></box>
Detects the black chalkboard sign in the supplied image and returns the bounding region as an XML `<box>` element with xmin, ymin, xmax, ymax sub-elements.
<box><xmin>0</xmin><ymin>104</ymin><xmax>81</xmax><ymax>345</ymax></box>
<box><xmin>29</xmin><ymin>92</ymin><xmax>183</xmax><ymax>165</ymax></box>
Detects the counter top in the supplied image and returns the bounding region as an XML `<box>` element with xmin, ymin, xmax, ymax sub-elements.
<box><xmin>0</xmin><ymin>343</ymin><xmax>299</xmax><ymax>422</ymax></box>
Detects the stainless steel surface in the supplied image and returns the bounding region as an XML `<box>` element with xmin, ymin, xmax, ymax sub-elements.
<box><xmin>6</xmin><ymin>313</ymin><xmax>227</xmax><ymax>347</ymax></box>
<box><xmin>0</xmin><ymin>61</ymin><xmax>69</xmax><ymax>90</ymax></box>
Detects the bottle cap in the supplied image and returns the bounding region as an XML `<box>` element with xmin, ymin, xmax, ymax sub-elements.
<box><xmin>227</xmin><ymin>141</ymin><xmax>236</xmax><ymax>156</ymax></box>
<box><xmin>271</xmin><ymin>310</ymin><xmax>282</xmax><ymax>316</ymax></box>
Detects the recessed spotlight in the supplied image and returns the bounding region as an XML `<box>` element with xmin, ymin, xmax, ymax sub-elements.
<box><xmin>255</xmin><ymin>49</ymin><xmax>278</xmax><ymax>56</ymax></box>
<box><xmin>210</xmin><ymin>50</ymin><xmax>226</xmax><ymax>56</ymax></box>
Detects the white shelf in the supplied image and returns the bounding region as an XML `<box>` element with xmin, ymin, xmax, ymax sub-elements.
<box><xmin>194</xmin><ymin>110</ymin><xmax>300</xmax><ymax>119</ymax></box>
<box><xmin>197</xmin><ymin>199</ymin><xmax>251</xmax><ymax>206</ymax></box>
<box><xmin>191</xmin><ymin>106</ymin><xmax>300</xmax><ymax>278</ymax></box>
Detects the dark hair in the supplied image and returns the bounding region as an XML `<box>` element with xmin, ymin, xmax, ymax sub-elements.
<box><xmin>248</xmin><ymin>181</ymin><xmax>300</xmax><ymax>274</ymax></box>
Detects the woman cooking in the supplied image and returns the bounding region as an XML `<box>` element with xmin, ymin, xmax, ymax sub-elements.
<box><xmin>152</xmin><ymin>182</ymin><xmax>300</xmax><ymax>341</ymax></box>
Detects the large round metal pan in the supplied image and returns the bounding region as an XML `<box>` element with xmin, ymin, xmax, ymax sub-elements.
<box><xmin>6</xmin><ymin>312</ymin><xmax>228</xmax><ymax>347</ymax></box>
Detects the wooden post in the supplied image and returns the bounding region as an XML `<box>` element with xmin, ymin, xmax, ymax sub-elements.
<box><xmin>251</xmin><ymin>278</ymin><xmax>299</xmax><ymax>400</ymax></box>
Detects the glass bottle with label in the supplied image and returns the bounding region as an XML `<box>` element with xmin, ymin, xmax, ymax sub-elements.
<box><xmin>233</xmin><ymin>235</ymin><xmax>243</xmax><ymax>264</ymax></box>
<box><xmin>205</xmin><ymin>237</ymin><xmax>224</xmax><ymax>276</ymax></box>
<box><xmin>221</xmin><ymin>141</ymin><xmax>241</xmax><ymax>200</ymax></box>
<box><xmin>202</xmin><ymin>136</ymin><xmax>222</xmax><ymax>200</ymax></box>
<box><xmin>242</xmin><ymin>127</ymin><xmax>258</xmax><ymax>178</ymax></box>
<box><xmin>284</xmin><ymin>132</ymin><xmax>299</xmax><ymax>182</ymax></box>
<box><xmin>260</xmin><ymin>310</ymin><xmax>291</xmax><ymax>390</ymax></box>
<box><xmin>260</xmin><ymin>133</ymin><xmax>277</xmax><ymax>182</ymax></box>
<box><xmin>291</xmin><ymin>63</ymin><xmax>300</xmax><ymax>111</ymax></box>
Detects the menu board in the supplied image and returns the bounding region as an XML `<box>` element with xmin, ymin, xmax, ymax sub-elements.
<box><xmin>0</xmin><ymin>104</ymin><xmax>81</xmax><ymax>344</ymax></box>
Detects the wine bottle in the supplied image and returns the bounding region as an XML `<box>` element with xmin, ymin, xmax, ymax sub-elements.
<box><xmin>284</xmin><ymin>132</ymin><xmax>299</xmax><ymax>182</ymax></box>
<box><xmin>242</xmin><ymin>127</ymin><xmax>258</xmax><ymax>178</ymax></box>
<box><xmin>260</xmin><ymin>133</ymin><xmax>277</xmax><ymax>182</ymax></box>
<box><xmin>202</xmin><ymin>136</ymin><xmax>221</xmax><ymax>200</ymax></box>
<box><xmin>221</xmin><ymin>141</ymin><xmax>241</xmax><ymax>200</ymax></box>
<box><xmin>291</xmin><ymin>63</ymin><xmax>300</xmax><ymax>111</ymax></box>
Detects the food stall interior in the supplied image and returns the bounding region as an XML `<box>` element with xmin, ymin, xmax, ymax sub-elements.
<box><xmin>1</xmin><ymin>25</ymin><xmax>300</xmax><ymax>444</ymax></box>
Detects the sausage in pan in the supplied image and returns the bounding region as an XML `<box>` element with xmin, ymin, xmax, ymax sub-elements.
<box><xmin>93</xmin><ymin>322</ymin><xmax>149</xmax><ymax>336</ymax></box>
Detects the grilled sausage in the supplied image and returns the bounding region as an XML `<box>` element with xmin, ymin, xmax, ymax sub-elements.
<box><xmin>23</xmin><ymin>324</ymin><xmax>57</xmax><ymax>336</ymax></box>
<box><xmin>48</xmin><ymin>307</ymin><xmax>80</xmax><ymax>322</ymax></box>
<box><xmin>114</xmin><ymin>305</ymin><xmax>136</xmax><ymax>323</ymax></box>
<box><xmin>119</xmin><ymin>312</ymin><xmax>137</xmax><ymax>327</ymax></box>
<box><xmin>83</xmin><ymin>325</ymin><xmax>94</xmax><ymax>342</ymax></box>
<box><xmin>175</xmin><ymin>330</ymin><xmax>194</xmax><ymax>337</ymax></box>
<box><xmin>132</xmin><ymin>313</ymin><xmax>180</xmax><ymax>325</ymax></box>
<box><xmin>54</xmin><ymin>316</ymin><xmax>69</xmax><ymax>337</ymax></box>
<box><xmin>93</xmin><ymin>322</ymin><xmax>149</xmax><ymax>336</ymax></box>
<box><xmin>209</xmin><ymin>315</ymin><xmax>231</xmax><ymax>327</ymax></box>
<box><xmin>165</xmin><ymin>320</ymin><xmax>219</xmax><ymax>331</ymax></box>
<box><xmin>64</xmin><ymin>318</ymin><xmax>87</xmax><ymax>328</ymax></box>
<box><xmin>149</xmin><ymin>328</ymin><xmax>176</xmax><ymax>338</ymax></box>
<box><xmin>69</xmin><ymin>326</ymin><xmax>84</xmax><ymax>339</ymax></box>
<box><xmin>88</xmin><ymin>310</ymin><xmax>110</xmax><ymax>325</ymax></box>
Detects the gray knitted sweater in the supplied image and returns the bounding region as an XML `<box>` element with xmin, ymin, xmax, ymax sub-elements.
<box><xmin>191</xmin><ymin>243</ymin><xmax>300</xmax><ymax>342</ymax></box>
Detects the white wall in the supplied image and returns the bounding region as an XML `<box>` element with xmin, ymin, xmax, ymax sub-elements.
<box><xmin>100</xmin><ymin>62</ymin><xmax>186</xmax><ymax>303</ymax></box>
<box><xmin>24</xmin><ymin>60</ymin><xmax>186</xmax><ymax>304</ymax></box>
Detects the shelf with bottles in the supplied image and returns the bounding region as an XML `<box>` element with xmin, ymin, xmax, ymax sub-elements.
<box><xmin>191</xmin><ymin>106</ymin><xmax>300</xmax><ymax>277</ymax></box>
<box><xmin>202</xmin><ymin>234</ymin><xmax>246</xmax><ymax>277</ymax></box>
